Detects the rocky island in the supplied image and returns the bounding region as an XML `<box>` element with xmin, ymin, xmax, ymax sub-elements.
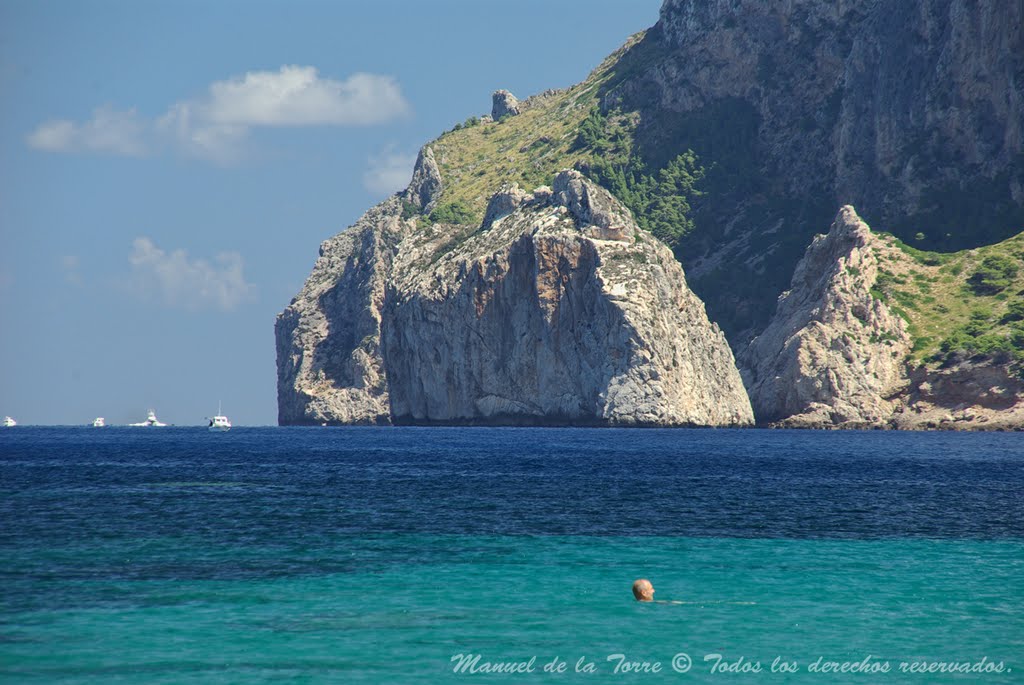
<box><xmin>278</xmin><ymin>0</ymin><xmax>1023</xmax><ymax>429</ymax></box>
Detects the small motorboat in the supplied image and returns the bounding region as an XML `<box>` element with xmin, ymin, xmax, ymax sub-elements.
<box><xmin>207</xmin><ymin>402</ymin><xmax>231</xmax><ymax>432</ymax></box>
<box><xmin>2</xmin><ymin>416</ymin><xmax>16</xmax><ymax>427</ymax></box>
<box><xmin>129</xmin><ymin>410</ymin><xmax>167</xmax><ymax>427</ymax></box>
<box><xmin>92</xmin><ymin>417</ymin><xmax>106</xmax><ymax>427</ymax></box>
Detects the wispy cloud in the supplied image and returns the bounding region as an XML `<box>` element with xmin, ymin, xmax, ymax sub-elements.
<box><xmin>27</xmin><ymin>66</ymin><xmax>411</xmax><ymax>164</ymax></box>
<box><xmin>200</xmin><ymin>67</ymin><xmax>409</xmax><ymax>126</ymax></box>
<box><xmin>155</xmin><ymin>103</ymin><xmax>250</xmax><ymax>165</ymax></box>
<box><xmin>128</xmin><ymin>237</ymin><xmax>254</xmax><ymax>310</ymax></box>
<box><xmin>363</xmin><ymin>146</ymin><xmax>416</xmax><ymax>196</ymax></box>
<box><xmin>27</xmin><ymin>106</ymin><xmax>148</xmax><ymax>157</ymax></box>
<box><xmin>59</xmin><ymin>255</ymin><xmax>82</xmax><ymax>286</ymax></box>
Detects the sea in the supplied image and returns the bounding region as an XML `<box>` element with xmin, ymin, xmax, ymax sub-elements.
<box><xmin>1</xmin><ymin>427</ymin><xmax>1021</xmax><ymax>684</ymax></box>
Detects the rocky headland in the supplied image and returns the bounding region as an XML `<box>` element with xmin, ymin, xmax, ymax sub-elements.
<box><xmin>739</xmin><ymin>206</ymin><xmax>913</xmax><ymax>428</ymax></box>
<box><xmin>740</xmin><ymin>206</ymin><xmax>1024</xmax><ymax>430</ymax></box>
<box><xmin>277</xmin><ymin>166</ymin><xmax>753</xmax><ymax>426</ymax></box>
<box><xmin>277</xmin><ymin>0</ymin><xmax>1023</xmax><ymax>429</ymax></box>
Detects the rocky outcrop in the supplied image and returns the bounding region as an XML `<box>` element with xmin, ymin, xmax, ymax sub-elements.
<box><xmin>491</xmin><ymin>90</ymin><xmax>521</xmax><ymax>120</ymax></box>
<box><xmin>892</xmin><ymin>359</ymin><xmax>1024</xmax><ymax>431</ymax></box>
<box><xmin>278</xmin><ymin>2</ymin><xmax>1023</xmax><ymax>430</ymax></box>
<box><xmin>277</xmin><ymin>171</ymin><xmax>754</xmax><ymax>426</ymax></box>
<box><xmin>482</xmin><ymin>183</ymin><xmax>532</xmax><ymax>230</ymax></box>
<box><xmin>739</xmin><ymin>206</ymin><xmax>912</xmax><ymax>427</ymax></box>
<box><xmin>553</xmin><ymin>170</ymin><xmax>634</xmax><ymax>241</ymax></box>
<box><xmin>275</xmin><ymin>200</ymin><xmax>404</xmax><ymax>425</ymax></box>
<box><xmin>739</xmin><ymin>205</ymin><xmax>1024</xmax><ymax>430</ymax></box>
<box><xmin>401</xmin><ymin>146</ymin><xmax>443</xmax><ymax>213</ymax></box>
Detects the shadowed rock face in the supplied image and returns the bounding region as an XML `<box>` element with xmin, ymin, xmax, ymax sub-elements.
<box><xmin>275</xmin><ymin>200</ymin><xmax>402</xmax><ymax>426</ymax></box>
<box><xmin>276</xmin><ymin>171</ymin><xmax>754</xmax><ymax>426</ymax></box>
<box><xmin>653</xmin><ymin>0</ymin><xmax>1023</xmax><ymax>224</ymax></box>
<box><xmin>606</xmin><ymin>0</ymin><xmax>1024</xmax><ymax>345</ymax></box>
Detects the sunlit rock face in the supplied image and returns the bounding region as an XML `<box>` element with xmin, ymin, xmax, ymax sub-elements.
<box><xmin>277</xmin><ymin>172</ymin><xmax>753</xmax><ymax>426</ymax></box>
<box><xmin>739</xmin><ymin>206</ymin><xmax>912</xmax><ymax>427</ymax></box>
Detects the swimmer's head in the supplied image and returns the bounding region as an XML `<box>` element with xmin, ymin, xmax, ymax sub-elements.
<box><xmin>632</xmin><ymin>578</ymin><xmax>655</xmax><ymax>602</ymax></box>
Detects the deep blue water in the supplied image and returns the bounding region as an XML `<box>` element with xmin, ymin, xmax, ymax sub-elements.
<box><xmin>1</xmin><ymin>427</ymin><xmax>1022</xmax><ymax>683</ymax></box>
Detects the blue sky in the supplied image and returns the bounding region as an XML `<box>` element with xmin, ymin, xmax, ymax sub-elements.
<box><xmin>0</xmin><ymin>0</ymin><xmax>663</xmax><ymax>426</ymax></box>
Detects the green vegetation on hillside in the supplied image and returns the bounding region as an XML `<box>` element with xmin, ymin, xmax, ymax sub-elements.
<box><xmin>871</xmin><ymin>232</ymin><xmax>1024</xmax><ymax>371</ymax></box>
<box><xmin>422</xmin><ymin>30</ymin><xmax>728</xmax><ymax>247</ymax></box>
<box><xmin>573</xmin><ymin>106</ymin><xmax>705</xmax><ymax>247</ymax></box>
<box><xmin>418</xmin><ymin>31</ymin><xmax>824</xmax><ymax>340</ymax></box>
<box><xmin>425</xmin><ymin>36</ymin><xmax>655</xmax><ymax>226</ymax></box>
<box><xmin>967</xmin><ymin>255</ymin><xmax>1019</xmax><ymax>295</ymax></box>
<box><xmin>424</xmin><ymin>201</ymin><xmax>475</xmax><ymax>226</ymax></box>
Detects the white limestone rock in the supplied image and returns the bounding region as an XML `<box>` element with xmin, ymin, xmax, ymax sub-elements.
<box><xmin>275</xmin><ymin>199</ymin><xmax>404</xmax><ymax>425</ymax></box>
<box><xmin>739</xmin><ymin>206</ymin><xmax>913</xmax><ymax>427</ymax></box>
<box><xmin>491</xmin><ymin>89</ymin><xmax>521</xmax><ymax>120</ymax></box>
<box><xmin>402</xmin><ymin>146</ymin><xmax>443</xmax><ymax>214</ymax></box>
<box><xmin>277</xmin><ymin>171</ymin><xmax>754</xmax><ymax>426</ymax></box>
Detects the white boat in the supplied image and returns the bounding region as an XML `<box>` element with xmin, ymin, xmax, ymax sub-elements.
<box><xmin>129</xmin><ymin>410</ymin><xmax>167</xmax><ymax>427</ymax></box>
<box><xmin>207</xmin><ymin>402</ymin><xmax>231</xmax><ymax>432</ymax></box>
<box><xmin>92</xmin><ymin>417</ymin><xmax>105</xmax><ymax>427</ymax></box>
<box><xmin>2</xmin><ymin>416</ymin><xmax>16</xmax><ymax>427</ymax></box>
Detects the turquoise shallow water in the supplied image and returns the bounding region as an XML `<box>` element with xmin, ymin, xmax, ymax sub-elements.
<box><xmin>4</xmin><ymin>536</ymin><xmax>1023</xmax><ymax>683</ymax></box>
<box><xmin>1</xmin><ymin>428</ymin><xmax>1022</xmax><ymax>683</ymax></box>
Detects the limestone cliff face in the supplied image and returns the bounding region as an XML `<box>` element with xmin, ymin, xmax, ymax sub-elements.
<box><xmin>739</xmin><ymin>206</ymin><xmax>912</xmax><ymax>427</ymax></box>
<box><xmin>609</xmin><ymin>0</ymin><xmax>1024</xmax><ymax>343</ymax></box>
<box><xmin>277</xmin><ymin>2</ymin><xmax>1022</xmax><ymax>429</ymax></box>
<box><xmin>652</xmin><ymin>0</ymin><xmax>1023</xmax><ymax>225</ymax></box>
<box><xmin>276</xmin><ymin>171</ymin><xmax>753</xmax><ymax>426</ymax></box>
<box><xmin>274</xmin><ymin>144</ymin><xmax>446</xmax><ymax>425</ymax></box>
<box><xmin>739</xmin><ymin>206</ymin><xmax>1024</xmax><ymax>430</ymax></box>
<box><xmin>275</xmin><ymin>200</ymin><xmax>402</xmax><ymax>425</ymax></box>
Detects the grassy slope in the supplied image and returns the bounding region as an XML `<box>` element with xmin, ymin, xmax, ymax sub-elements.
<box><xmin>873</xmin><ymin>232</ymin><xmax>1024</xmax><ymax>368</ymax></box>
<box><xmin>426</xmin><ymin>35</ymin><xmax>646</xmax><ymax>222</ymax></box>
<box><xmin>409</xmin><ymin>31</ymin><xmax>1024</xmax><ymax>371</ymax></box>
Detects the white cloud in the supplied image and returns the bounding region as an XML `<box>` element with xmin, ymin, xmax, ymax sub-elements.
<box><xmin>27</xmin><ymin>66</ymin><xmax>411</xmax><ymax>163</ymax></box>
<box><xmin>129</xmin><ymin>237</ymin><xmax>254</xmax><ymax>311</ymax></box>
<box><xmin>156</xmin><ymin>102</ymin><xmax>250</xmax><ymax>165</ymax></box>
<box><xmin>27</xmin><ymin>106</ymin><xmax>149</xmax><ymax>156</ymax></box>
<box><xmin>363</xmin><ymin>146</ymin><xmax>416</xmax><ymax>195</ymax></box>
<box><xmin>201</xmin><ymin>66</ymin><xmax>410</xmax><ymax>126</ymax></box>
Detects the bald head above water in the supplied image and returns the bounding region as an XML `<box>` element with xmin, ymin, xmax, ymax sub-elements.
<box><xmin>632</xmin><ymin>579</ymin><xmax>655</xmax><ymax>601</ymax></box>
